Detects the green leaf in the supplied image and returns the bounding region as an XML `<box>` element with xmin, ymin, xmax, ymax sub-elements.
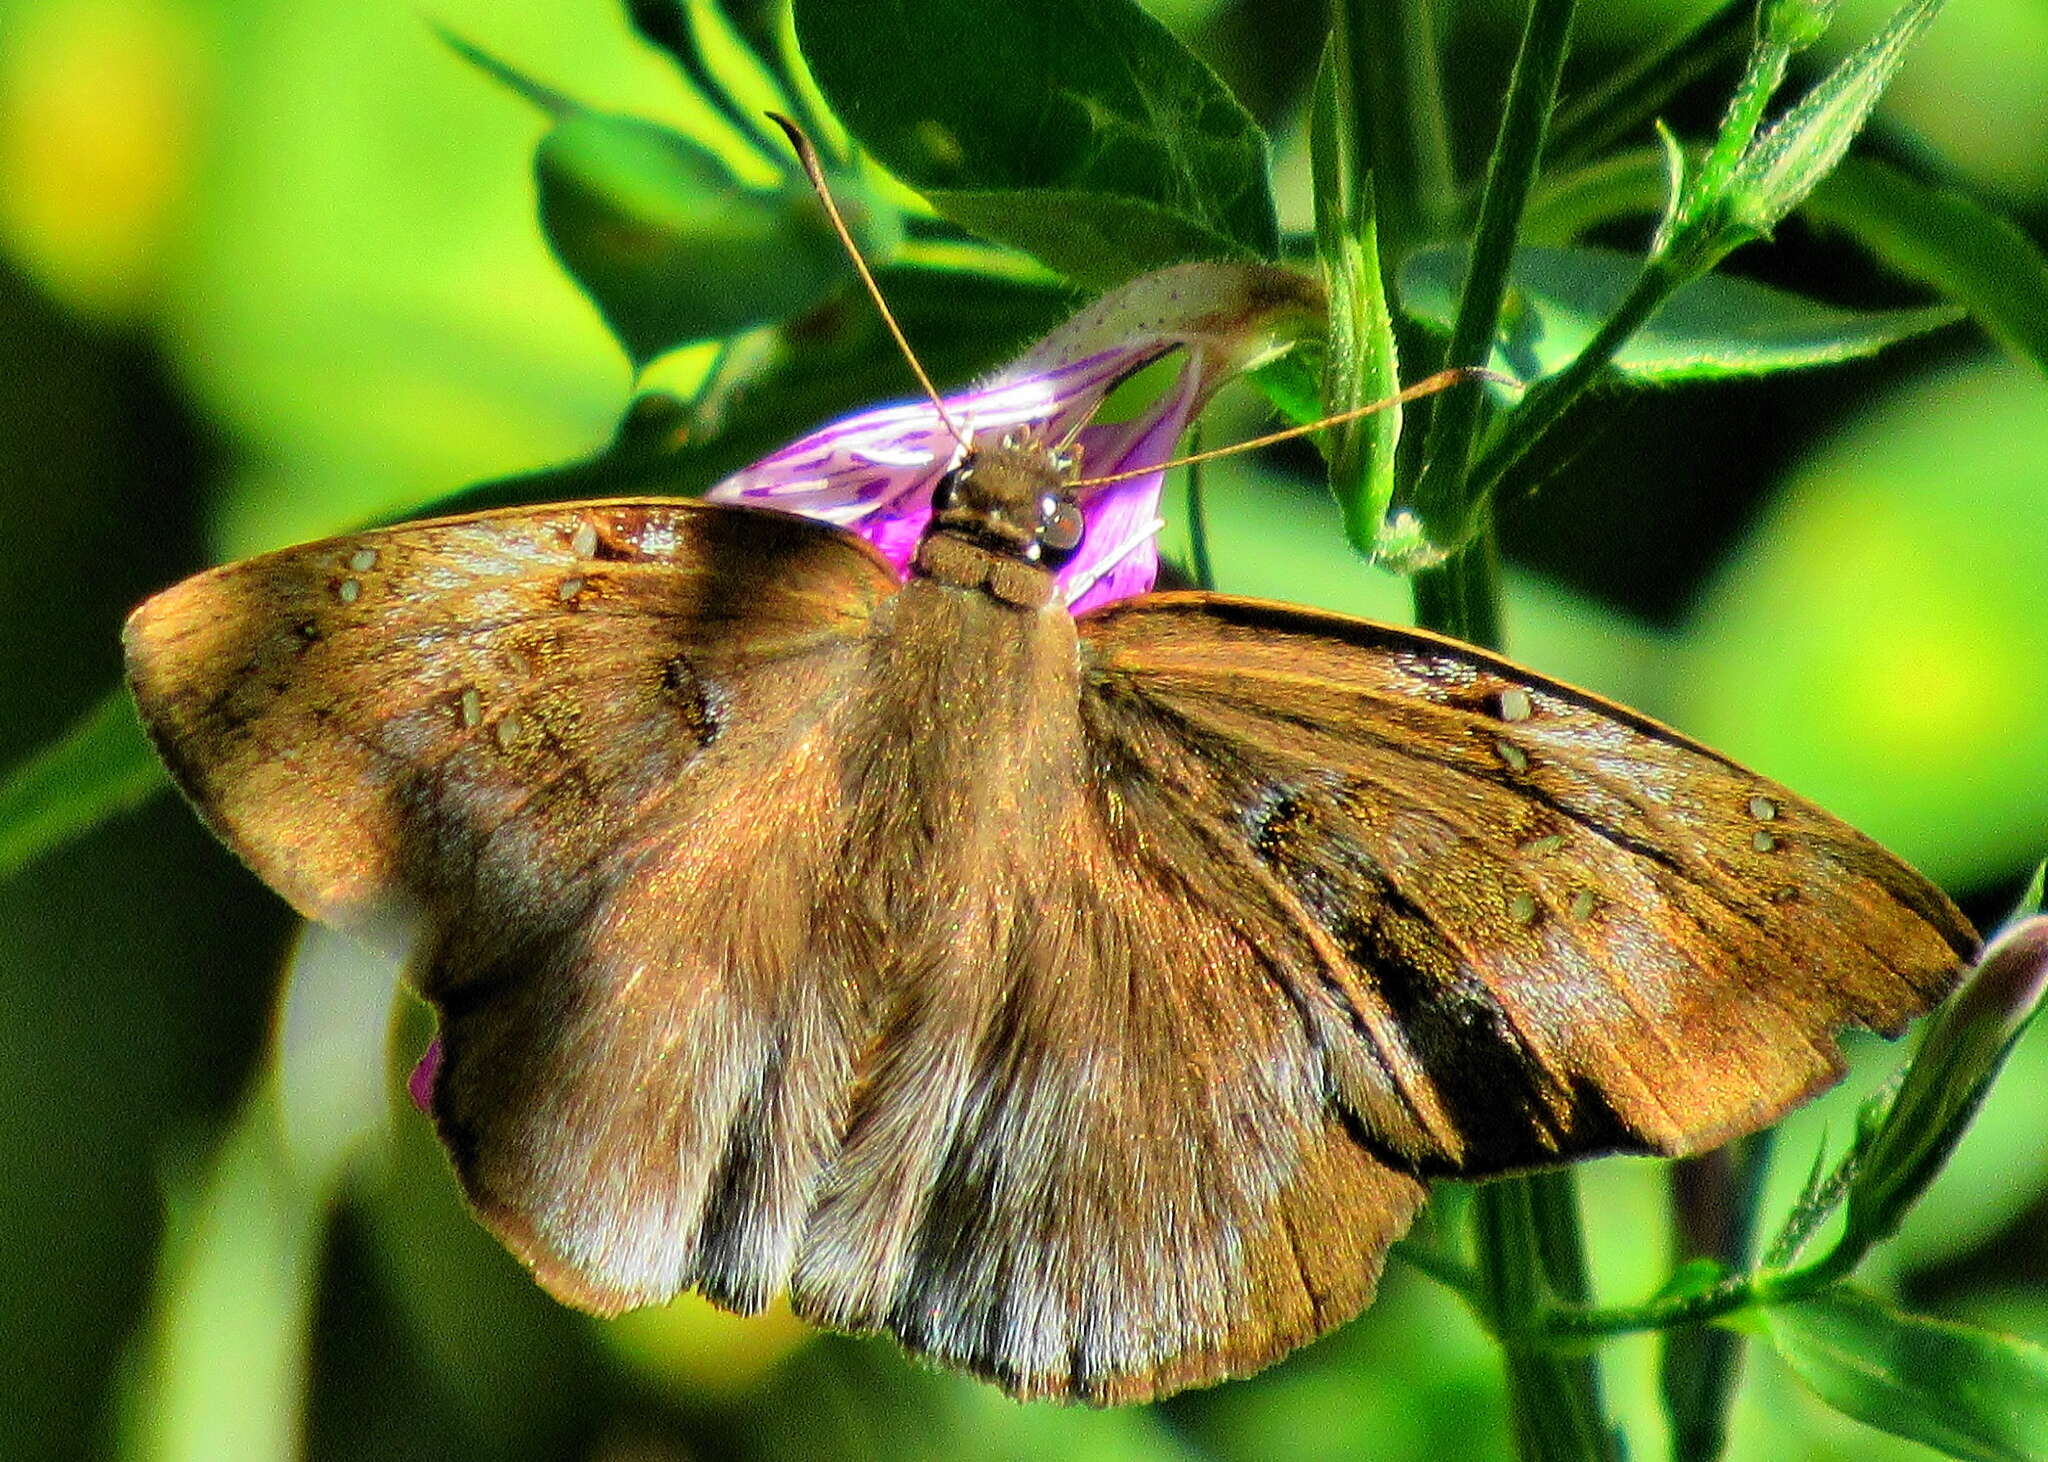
<box><xmin>1807</xmin><ymin>157</ymin><xmax>2048</xmax><ymax>378</ymax></box>
<box><xmin>0</xmin><ymin>689</ymin><xmax>166</xmax><ymax>883</ymax></box>
<box><xmin>537</xmin><ymin>109</ymin><xmax>895</xmax><ymax>367</ymax></box>
<box><xmin>792</xmin><ymin>0</ymin><xmax>1276</xmax><ymax>285</ymax></box>
<box><xmin>1401</xmin><ymin>245</ymin><xmax>1961</xmax><ymax>383</ymax></box>
<box><xmin>1726</xmin><ymin>0</ymin><xmax>1947</xmax><ymax>239</ymax></box>
<box><xmin>433</xmin><ymin>26</ymin><xmax>575</xmax><ymax>117</ymax></box>
<box><xmin>1311</xmin><ymin>32</ymin><xmax>1401</xmax><ymax>562</ymax></box>
<box><xmin>1764</xmin><ymin>1289</ymin><xmax>2048</xmax><ymax>1462</ymax></box>
<box><xmin>622</xmin><ymin>0</ymin><xmax>792</xmax><ymax>160</ymax></box>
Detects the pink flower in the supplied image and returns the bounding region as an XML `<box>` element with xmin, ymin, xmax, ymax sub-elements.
<box><xmin>708</xmin><ymin>262</ymin><xmax>1322</xmax><ymax>611</ymax></box>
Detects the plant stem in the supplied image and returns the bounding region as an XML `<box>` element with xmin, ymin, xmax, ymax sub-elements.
<box><xmin>1341</xmin><ymin>0</ymin><xmax>1456</xmax><ymax>264</ymax></box>
<box><xmin>1475</xmin><ymin>1178</ymin><xmax>1618</xmax><ymax>1462</ymax></box>
<box><xmin>1538</xmin><ymin>1240</ymin><xmax>1858</xmax><ymax>1341</ymax></box>
<box><xmin>1395</xmin><ymin>8</ymin><xmax>1617</xmax><ymax>1457</ymax></box>
<box><xmin>1185</xmin><ymin>444</ymin><xmax>1216</xmax><ymax>591</ymax></box>
<box><xmin>1409</xmin><ymin>0</ymin><xmax>1579</xmax><ymax>556</ymax></box>
<box><xmin>1660</xmin><ymin>1136</ymin><xmax>1773</xmax><ymax>1462</ymax></box>
<box><xmin>1463</xmin><ymin>253</ymin><xmax>1690</xmax><ymax>502</ymax></box>
<box><xmin>1411</xmin><ymin>527</ymin><xmax>1502</xmax><ymax>647</ymax></box>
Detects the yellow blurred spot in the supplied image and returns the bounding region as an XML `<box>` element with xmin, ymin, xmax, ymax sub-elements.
<box><xmin>0</xmin><ymin>0</ymin><xmax>208</xmax><ymax>316</ymax></box>
<box><xmin>1787</xmin><ymin>491</ymin><xmax>2023</xmax><ymax>763</ymax></box>
<box><xmin>1835</xmin><ymin>603</ymin><xmax>2018</xmax><ymax>761</ymax></box>
<box><xmin>600</xmin><ymin>1291</ymin><xmax>813</xmax><ymax>1399</ymax></box>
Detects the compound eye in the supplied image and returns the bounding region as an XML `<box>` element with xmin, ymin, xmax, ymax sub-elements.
<box><xmin>1040</xmin><ymin>497</ymin><xmax>1084</xmax><ymax>556</ymax></box>
<box><xmin>931</xmin><ymin>470</ymin><xmax>965</xmax><ymax>512</ymax></box>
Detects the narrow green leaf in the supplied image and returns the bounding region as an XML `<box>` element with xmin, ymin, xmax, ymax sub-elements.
<box><xmin>1727</xmin><ymin>0</ymin><xmax>1947</xmax><ymax>238</ymax></box>
<box><xmin>1549</xmin><ymin>0</ymin><xmax>1751</xmax><ymax>167</ymax></box>
<box><xmin>1765</xmin><ymin>1289</ymin><xmax>2048</xmax><ymax>1462</ymax></box>
<box><xmin>1312</xmin><ymin>33</ymin><xmax>1401</xmax><ymax>561</ymax></box>
<box><xmin>793</xmin><ymin>0</ymin><xmax>1276</xmax><ymax>284</ymax></box>
<box><xmin>623</xmin><ymin>0</ymin><xmax>792</xmax><ymax>162</ymax></box>
<box><xmin>1807</xmin><ymin>157</ymin><xmax>2048</xmax><ymax>379</ymax></box>
<box><xmin>1401</xmin><ymin>244</ymin><xmax>1960</xmax><ymax>383</ymax></box>
<box><xmin>536</xmin><ymin>111</ymin><xmax>896</xmax><ymax>365</ymax></box>
<box><xmin>0</xmin><ymin>688</ymin><xmax>166</xmax><ymax>882</ymax></box>
<box><xmin>434</xmin><ymin>27</ymin><xmax>575</xmax><ymax>116</ymax></box>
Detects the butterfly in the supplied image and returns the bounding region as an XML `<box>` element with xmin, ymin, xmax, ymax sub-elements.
<box><xmin>123</xmin><ymin>418</ymin><xmax>1973</xmax><ymax>1403</ymax></box>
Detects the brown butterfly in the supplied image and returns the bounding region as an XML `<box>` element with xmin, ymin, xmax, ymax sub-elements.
<box><xmin>124</xmin><ymin>430</ymin><xmax>1971</xmax><ymax>1401</ymax></box>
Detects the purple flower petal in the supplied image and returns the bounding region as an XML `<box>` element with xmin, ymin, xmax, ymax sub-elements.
<box><xmin>707</xmin><ymin>262</ymin><xmax>1323</xmax><ymax>604</ymax></box>
<box><xmin>409</xmin><ymin>1037</ymin><xmax>442</xmax><ymax>1112</ymax></box>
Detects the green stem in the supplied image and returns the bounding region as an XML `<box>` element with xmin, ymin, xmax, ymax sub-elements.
<box><xmin>1397</xmin><ymin>15</ymin><xmax>1617</xmax><ymax>1457</ymax></box>
<box><xmin>1685</xmin><ymin>25</ymin><xmax>1798</xmax><ymax>227</ymax></box>
<box><xmin>1411</xmin><ymin>526</ymin><xmax>1503</xmax><ymax>648</ymax></box>
<box><xmin>1463</xmin><ymin>251</ymin><xmax>1697</xmax><ymax>502</ymax></box>
<box><xmin>1185</xmin><ymin>439</ymin><xmax>1216</xmax><ymax>592</ymax></box>
<box><xmin>1660</xmin><ymin>1136</ymin><xmax>1774</xmax><ymax>1462</ymax></box>
<box><xmin>1341</xmin><ymin>0</ymin><xmax>1457</xmax><ymax>264</ymax></box>
<box><xmin>1411</xmin><ymin>0</ymin><xmax>1579</xmax><ymax>554</ymax></box>
<box><xmin>1392</xmin><ymin>1238</ymin><xmax>1484</xmax><ymax>1297</ymax></box>
<box><xmin>1475</xmin><ymin>1180</ymin><xmax>1618</xmax><ymax>1462</ymax></box>
<box><xmin>1539</xmin><ymin>1239</ymin><xmax>1857</xmax><ymax>1341</ymax></box>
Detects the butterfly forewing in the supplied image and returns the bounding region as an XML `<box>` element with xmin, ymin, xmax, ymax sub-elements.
<box><xmin>123</xmin><ymin>499</ymin><xmax>896</xmax><ymax>937</ymax></box>
<box><xmin>1076</xmin><ymin>593</ymin><xmax>1973</xmax><ymax>1176</ymax></box>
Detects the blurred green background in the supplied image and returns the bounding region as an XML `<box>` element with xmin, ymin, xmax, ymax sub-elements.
<box><xmin>1</xmin><ymin>0</ymin><xmax>2045</xmax><ymax>1458</ymax></box>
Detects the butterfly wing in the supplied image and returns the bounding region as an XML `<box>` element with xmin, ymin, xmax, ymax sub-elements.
<box><xmin>1074</xmin><ymin>592</ymin><xmax>1974</xmax><ymax>1177</ymax></box>
<box><xmin>125</xmin><ymin>499</ymin><xmax>902</xmax><ymax>1310</ymax></box>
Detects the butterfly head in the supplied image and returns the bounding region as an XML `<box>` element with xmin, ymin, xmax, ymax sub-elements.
<box><xmin>926</xmin><ymin>434</ymin><xmax>1085</xmax><ymax>570</ymax></box>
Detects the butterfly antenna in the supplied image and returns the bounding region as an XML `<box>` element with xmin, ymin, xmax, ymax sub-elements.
<box><xmin>767</xmin><ymin>112</ymin><xmax>969</xmax><ymax>454</ymax></box>
<box><xmin>1070</xmin><ymin>366</ymin><xmax>1509</xmax><ymax>489</ymax></box>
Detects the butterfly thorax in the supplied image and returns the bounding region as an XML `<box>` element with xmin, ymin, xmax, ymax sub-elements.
<box><xmin>911</xmin><ymin>439</ymin><xmax>1083</xmax><ymax>611</ymax></box>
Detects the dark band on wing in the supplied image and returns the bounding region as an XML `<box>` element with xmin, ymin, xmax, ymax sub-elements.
<box><xmin>1241</xmin><ymin>780</ymin><xmax>1640</xmax><ymax>1172</ymax></box>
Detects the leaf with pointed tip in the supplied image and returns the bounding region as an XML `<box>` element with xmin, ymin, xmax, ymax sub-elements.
<box><xmin>1765</xmin><ymin>1289</ymin><xmax>2048</xmax><ymax>1462</ymax></box>
<box><xmin>1401</xmin><ymin>245</ymin><xmax>1960</xmax><ymax>384</ymax></box>
<box><xmin>537</xmin><ymin>111</ymin><xmax>895</xmax><ymax>366</ymax></box>
<box><xmin>0</xmin><ymin>689</ymin><xmax>165</xmax><ymax>882</ymax></box>
<box><xmin>1726</xmin><ymin>0</ymin><xmax>1948</xmax><ymax>240</ymax></box>
<box><xmin>793</xmin><ymin>0</ymin><xmax>1275</xmax><ymax>285</ymax></box>
<box><xmin>1807</xmin><ymin>158</ymin><xmax>2048</xmax><ymax>379</ymax></box>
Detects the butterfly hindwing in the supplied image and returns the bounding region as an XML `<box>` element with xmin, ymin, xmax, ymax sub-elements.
<box><xmin>1075</xmin><ymin>592</ymin><xmax>1974</xmax><ymax>1176</ymax></box>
